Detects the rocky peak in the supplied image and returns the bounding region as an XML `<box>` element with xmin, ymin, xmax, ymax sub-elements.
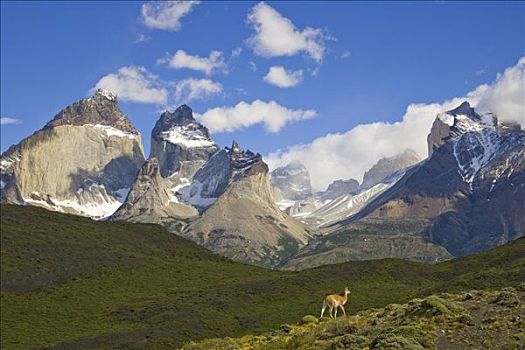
<box><xmin>92</xmin><ymin>88</ymin><xmax>117</xmax><ymax>102</ymax></box>
<box><xmin>447</xmin><ymin>101</ymin><xmax>478</xmax><ymax>118</ymax></box>
<box><xmin>272</xmin><ymin>161</ymin><xmax>308</xmax><ymax>177</ymax></box>
<box><xmin>361</xmin><ymin>149</ymin><xmax>421</xmax><ymax>190</ymax></box>
<box><xmin>427</xmin><ymin>102</ymin><xmax>495</xmax><ymax>157</ymax></box>
<box><xmin>320</xmin><ymin>178</ymin><xmax>360</xmax><ymax>200</ymax></box>
<box><xmin>270</xmin><ymin>161</ymin><xmax>312</xmax><ymax>201</ymax></box>
<box><xmin>43</xmin><ymin>89</ymin><xmax>137</xmax><ymax>134</ymax></box>
<box><xmin>225</xmin><ymin>141</ymin><xmax>267</xmax><ymax>175</ymax></box>
<box><xmin>154</xmin><ymin>105</ymin><xmax>196</xmax><ymax>132</ymax></box>
<box><xmin>231</xmin><ymin>140</ymin><xmax>241</xmax><ymax>154</ymax></box>
<box><xmin>152</xmin><ymin>105</ymin><xmax>216</xmax><ymax>150</ymax></box>
<box><xmin>138</xmin><ymin>157</ymin><xmax>161</xmax><ymax>178</ymax></box>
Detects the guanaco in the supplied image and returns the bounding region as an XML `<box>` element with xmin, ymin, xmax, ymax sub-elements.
<box><xmin>320</xmin><ymin>287</ymin><xmax>351</xmax><ymax>318</ymax></box>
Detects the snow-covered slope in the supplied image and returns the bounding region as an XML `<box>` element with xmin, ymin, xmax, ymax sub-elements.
<box><xmin>283</xmin><ymin>152</ymin><xmax>418</xmax><ymax>229</ymax></box>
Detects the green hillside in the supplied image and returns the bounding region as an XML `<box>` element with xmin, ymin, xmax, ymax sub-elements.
<box><xmin>184</xmin><ymin>286</ymin><xmax>525</xmax><ymax>350</ymax></box>
<box><xmin>1</xmin><ymin>204</ymin><xmax>524</xmax><ymax>349</ymax></box>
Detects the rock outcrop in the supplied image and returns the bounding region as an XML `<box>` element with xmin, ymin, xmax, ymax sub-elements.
<box><xmin>270</xmin><ymin>161</ymin><xmax>312</xmax><ymax>208</ymax></box>
<box><xmin>360</xmin><ymin>149</ymin><xmax>421</xmax><ymax>190</ymax></box>
<box><xmin>0</xmin><ymin>89</ymin><xmax>145</xmax><ymax>219</ymax></box>
<box><xmin>110</xmin><ymin>158</ymin><xmax>197</xmax><ymax>224</ymax></box>
<box><xmin>318</xmin><ymin>178</ymin><xmax>360</xmax><ymax>201</ymax></box>
<box><xmin>150</xmin><ymin>105</ymin><xmax>218</xmax><ymax>185</ymax></box>
<box><xmin>185</xmin><ymin>141</ymin><xmax>310</xmax><ymax>268</ymax></box>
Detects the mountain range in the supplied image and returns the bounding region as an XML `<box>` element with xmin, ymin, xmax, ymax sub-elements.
<box><xmin>1</xmin><ymin>92</ymin><xmax>523</xmax><ymax>269</ymax></box>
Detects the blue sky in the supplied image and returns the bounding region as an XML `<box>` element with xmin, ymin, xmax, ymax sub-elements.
<box><xmin>1</xmin><ymin>1</ymin><xmax>524</xmax><ymax>188</ymax></box>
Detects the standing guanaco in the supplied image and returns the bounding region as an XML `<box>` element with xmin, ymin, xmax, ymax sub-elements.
<box><xmin>320</xmin><ymin>287</ymin><xmax>351</xmax><ymax>318</ymax></box>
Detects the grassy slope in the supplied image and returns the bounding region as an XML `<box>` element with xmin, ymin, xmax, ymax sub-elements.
<box><xmin>184</xmin><ymin>286</ymin><xmax>525</xmax><ymax>350</ymax></box>
<box><xmin>1</xmin><ymin>204</ymin><xmax>524</xmax><ymax>349</ymax></box>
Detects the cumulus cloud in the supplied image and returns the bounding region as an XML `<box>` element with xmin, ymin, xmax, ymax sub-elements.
<box><xmin>266</xmin><ymin>56</ymin><xmax>525</xmax><ymax>191</ymax></box>
<box><xmin>174</xmin><ymin>78</ymin><xmax>223</xmax><ymax>103</ymax></box>
<box><xmin>141</xmin><ymin>1</ymin><xmax>200</xmax><ymax>31</ymax></box>
<box><xmin>158</xmin><ymin>50</ymin><xmax>226</xmax><ymax>75</ymax></box>
<box><xmin>196</xmin><ymin>100</ymin><xmax>317</xmax><ymax>133</ymax></box>
<box><xmin>246</xmin><ymin>2</ymin><xmax>327</xmax><ymax>62</ymax></box>
<box><xmin>0</xmin><ymin>117</ymin><xmax>21</xmax><ymax>125</ymax></box>
<box><xmin>263</xmin><ymin>66</ymin><xmax>303</xmax><ymax>88</ymax></box>
<box><xmin>91</xmin><ymin>66</ymin><xmax>168</xmax><ymax>104</ymax></box>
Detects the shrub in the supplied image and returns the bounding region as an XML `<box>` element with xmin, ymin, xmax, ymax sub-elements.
<box><xmin>279</xmin><ymin>324</ymin><xmax>293</xmax><ymax>333</ymax></box>
<box><xmin>325</xmin><ymin>317</ymin><xmax>357</xmax><ymax>336</ymax></box>
<box><xmin>300</xmin><ymin>315</ymin><xmax>319</xmax><ymax>325</ymax></box>
<box><xmin>331</xmin><ymin>334</ymin><xmax>369</xmax><ymax>350</ymax></box>
<box><xmin>371</xmin><ymin>333</ymin><xmax>425</xmax><ymax>350</ymax></box>
<box><xmin>493</xmin><ymin>288</ymin><xmax>520</xmax><ymax>307</ymax></box>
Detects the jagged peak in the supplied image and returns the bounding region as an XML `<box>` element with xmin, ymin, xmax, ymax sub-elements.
<box><xmin>224</xmin><ymin>140</ymin><xmax>267</xmax><ymax>176</ymax></box>
<box><xmin>92</xmin><ymin>88</ymin><xmax>117</xmax><ymax>102</ymax></box>
<box><xmin>42</xmin><ymin>90</ymin><xmax>137</xmax><ymax>133</ymax></box>
<box><xmin>152</xmin><ymin>105</ymin><xmax>216</xmax><ymax>149</ymax></box>
<box><xmin>139</xmin><ymin>157</ymin><xmax>161</xmax><ymax>177</ymax></box>
<box><xmin>271</xmin><ymin>160</ymin><xmax>308</xmax><ymax>177</ymax></box>
<box><xmin>445</xmin><ymin>101</ymin><xmax>482</xmax><ymax>121</ymax></box>
<box><xmin>231</xmin><ymin>140</ymin><xmax>241</xmax><ymax>153</ymax></box>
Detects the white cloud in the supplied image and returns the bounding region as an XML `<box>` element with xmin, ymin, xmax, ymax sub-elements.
<box><xmin>196</xmin><ymin>100</ymin><xmax>317</xmax><ymax>133</ymax></box>
<box><xmin>0</xmin><ymin>117</ymin><xmax>21</xmax><ymax>125</ymax></box>
<box><xmin>174</xmin><ymin>78</ymin><xmax>223</xmax><ymax>103</ymax></box>
<box><xmin>141</xmin><ymin>1</ymin><xmax>200</xmax><ymax>31</ymax></box>
<box><xmin>246</xmin><ymin>2</ymin><xmax>327</xmax><ymax>62</ymax></box>
<box><xmin>159</xmin><ymin>50</ymin><xmax>226</xmax><ymax>75</ymax></box>
<box><xmin>263</xmin><ymin>66</ymin><xmax>303</xmax><ymax>88</ymax></box>
<box><xmin>91</xmin><ymin>66</ymin><xmax>168</xmax><ymax>104</ymax></box>
<box><xmin>231</xmin><ymin>47</ymin><xmax>243</xmax><ymax>58</ymax></box>
<box><xmin>135</xmin><ymin>34</ymin><xmax>150</xmax><ymax>43</ymax></box>
<box><xmin>249</xmin><ymin>61</ymin><xmax>257</xmax><ymax>71</ymax></box>
<box><xmin>266</xmin><ymin>56</ymin><xmax>525</xmax><ymax>191</ymax></box>
<box><xmin>341</xmin><ymin>50</ymin><xmax>352</xmax><ymax>59</ymax></box>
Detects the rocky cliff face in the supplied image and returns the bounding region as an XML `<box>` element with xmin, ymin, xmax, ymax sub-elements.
<box><xmin>185</xmin><ymin>141</ymin><xmax>310</xmax><ymax>268</ymax></box>
<box><xmin>150</xmin><ymin>105</ymin><xmax>218</xmax><ymax>185</ymax></box>
<box><xmin>112</xmin><ymin>105</ymin><xmax>219</xmax><ymax>223</ymax></box>
<box><xmin>0</xmin><ymin>89</ymin><xmax>145</xmax><ymax>219</ymax></box>
<box><xmin>110</xmin><ymin>158</ymin><xmax>197</xmax><ymax>224</ymax></box>
<box><xmin>360</xmin><ymin>149</ymin><xmax>421</xmax><ymax>190</ymax></box>
<box><xmin>270</xmin><ymin>161</ymin><xmax>312</xmax><ymax>207</ymax></box>
<box><xmin>319</xmin><ymin>178</ymin><xmax>360</xmax><ymax>201</ymax></box>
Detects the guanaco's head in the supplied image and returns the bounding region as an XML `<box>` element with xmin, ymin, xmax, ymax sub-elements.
<box><xmin>344</xmin><ymin>287</ymin><xmax>351</xmax><ymax>295</ymax></box>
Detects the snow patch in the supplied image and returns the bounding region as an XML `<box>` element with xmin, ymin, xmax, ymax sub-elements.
<box><xmin>161</xmin><ymin>123</ymin><xmax>215</xmax><ymax>148</ymax></box>
<box><xmin>1</xmin><ymin>156</ymin><xmax>20</xmax><ymax>172</ymax></box>
<box><xmin>175</xmin><ymin>180</ymin><xmax>217</xmax><ymax>207</ymax></box>
<box><xmin>452</xmin><ymin>114</ymin><xmax>500</xmax><ymax>185</ymax></box>
<box><xmin>23</xmin><ymin>185</ymin><xmax>129</xmax><ymax>219</ymax></box>
<box><xmin>437</xmin><ymin>113</ymin><xmax>455</xmax><ymax>126</ymax></box>
<box><xmin>87</xmin><ymin>124</ymin><xmax>137</xmax><ymax>139</ymax></box>
<box><xmin>277</xmin><ymin>200</ymin><xmax>296</xmax><ymax>211</ymax></box>
<box><xmin>97</xmin><ymin>89</ymin><xmax>117</xmax><ymax>101</ymax></box>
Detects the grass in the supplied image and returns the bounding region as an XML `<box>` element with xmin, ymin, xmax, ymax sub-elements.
<box><xmin>1</xmin><ymin>204</ymin><xmax>524</xmax><ymax>349</ymax></box>
<box><xmin>183</xmin><ymin>285</ymin><xmax>525</xmax><ymax>350</ymax></box>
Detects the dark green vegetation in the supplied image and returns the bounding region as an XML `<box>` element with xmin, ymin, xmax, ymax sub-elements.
<box><xmin>184</xmin><ymin>285</ymin><xmax>525</xmax><ymax>349</ymax></box>
<box><xmin>1</xmin><ymin>204</ymin><xmax>524</xmax><ymax>350</ymax></box>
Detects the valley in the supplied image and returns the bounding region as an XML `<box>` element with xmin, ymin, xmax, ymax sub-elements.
<box><xmin>1</xmin><ymin>204</ymin><xmax>524</xmax><ymax>349</ymax></box>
